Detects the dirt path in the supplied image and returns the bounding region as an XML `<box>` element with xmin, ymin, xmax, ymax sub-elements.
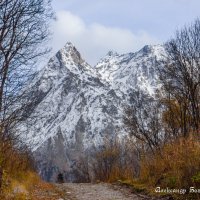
<box><xmin>56</xmin><ymin>183</ymin><xmax>158</xmax><ymax>200</ymax></box>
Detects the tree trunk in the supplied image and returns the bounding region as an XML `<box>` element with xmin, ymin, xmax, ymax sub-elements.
<box><xmin>0</xmin><ymin>166</ymin><xmax>3</xmax><ymax>190</ymax></box>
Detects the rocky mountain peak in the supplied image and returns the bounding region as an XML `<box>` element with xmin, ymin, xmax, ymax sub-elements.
<box><xmin>138</xmin><ymin>44</ymin><xmax>166</xmax><ymax>59</ymax></box>
<box><xmin>106</xmin><ymin>50</ymin><xmax>119</xmax><ymax>57</ymax></box>
<box><xmin>58</xmin><ymin>42</ymin><xmax>85</xmax><ymax>66</ymax></box>
<box><xmin>140</xmin><ymin>45</ymin><xmax>153</xmax><ymax>54</ymax></box>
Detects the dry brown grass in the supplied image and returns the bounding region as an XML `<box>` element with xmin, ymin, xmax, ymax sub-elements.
<box><xmin>92</xmin><ymin>135</ymin><xmax>200</xmax><ymax>199</ymax></box>
<box><xmin>0</xmin><ymin>171</ymin><xmax>65</xmax><ymax>200</ymax></box>
<box><xmin>140</xmin><ymin>135</ymin><xmax>200</xmax><ymax>189</ymax></box>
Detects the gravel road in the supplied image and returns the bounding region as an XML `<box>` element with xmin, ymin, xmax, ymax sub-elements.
<box><xmin>56</xmin><ymin>183</ymin><xmax>164</xmax><ymax>200</ymax></box>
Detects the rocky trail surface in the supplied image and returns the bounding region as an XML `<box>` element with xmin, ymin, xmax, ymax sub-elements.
<box><xmin>54</xmin><ymin>183</ymin><xmax>169</xmax><ymax>200</ymax></box>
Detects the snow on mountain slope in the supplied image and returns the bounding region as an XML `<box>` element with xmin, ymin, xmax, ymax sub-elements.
<box><xmin>20</xmin><ymin>42</ymin><xmax>166</xmax><ymax>182</ymax></box>
<box><xmin>96</xmin><ymin>45</ymin><xmax>166</xmax><ymax>97</ymax></box>
<box><xmin>20</xmin><ymin>42</ymin><xmax>124</xmax><ymax>182</ymax></box>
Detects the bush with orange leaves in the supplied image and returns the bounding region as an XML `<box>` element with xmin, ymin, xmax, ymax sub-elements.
<box><xmin>140</xmin><ymin>135</ymin><xmax>200</xmax><ymax>189</ymax></box>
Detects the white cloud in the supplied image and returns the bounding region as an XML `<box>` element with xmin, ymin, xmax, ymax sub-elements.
<box><xmin>51</xmin><ymin>11</ymin><xmax>159</xmax><ymax>65</ymax></box>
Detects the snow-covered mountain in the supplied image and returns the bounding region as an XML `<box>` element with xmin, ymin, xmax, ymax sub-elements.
<box><xmin>20</xmin><ymin>42</ymin><xmax>165</xmax><ymax>182</ymax></box>
<box><xmin>96</xmin><ymin>45</ymin><xmax>165</xmax><ymax>97</ymax></box>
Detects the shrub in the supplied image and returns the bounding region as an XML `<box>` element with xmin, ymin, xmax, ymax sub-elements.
<box><xmin>140</xmin><ymin>136</ymin><xmax>200</xmax><ymax>188</ymax></box>
<box><xmin>92</xmin><ymin>138</ymin><xmax>139</xmax><ymax>182</ymax></box>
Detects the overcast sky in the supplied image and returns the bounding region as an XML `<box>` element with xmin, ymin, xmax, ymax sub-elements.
<box><xmin>50</xmin><ymin>0</ymin><xmax>200</xmax><ymax>65</ymax></box>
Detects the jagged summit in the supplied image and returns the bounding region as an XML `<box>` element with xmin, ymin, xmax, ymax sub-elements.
<box><xmin>57</xmin><ymin>42</ymin><xmax>85</xmax><ymax>66</ymax></box>
<box><xmin>138</xmin><ymin>45</ymin><xmax>154</xmax><ymax>55</ymax></box>
<box><xmin>64</xmin><ymin>41</ymin><xmax>74</xmax><ymax>48</ymax></box>
<box><xmin>44</xmin><ymin>42</ymin><xmax>95</xmax><ymax>80</ymax></box>
<box><xmin>106</xmin><ymin>50</ymin><xmax>119</xmax><ymax>57</ymax></box>
<box><xmin>62</xmin><ymin>42</ymin><xmax>80</xmax><ymax>56</ymax></box>
<box><xmin>137</xmin><ymin>44</ymin><xmax>166</xmax><ymax>59</ymax></box>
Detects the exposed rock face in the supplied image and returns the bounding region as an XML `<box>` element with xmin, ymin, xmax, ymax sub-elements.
<box><xmin>20</xmin><ymin>42</ymin><xmax>166</xmax><ymax>182</ymax></box>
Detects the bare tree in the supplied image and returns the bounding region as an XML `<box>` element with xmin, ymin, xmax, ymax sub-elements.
<box><xmin>0</xmin><ymin>0</ymin><xmax>53</xmax><ymax>188</ymax></box>
<box><xmin>91</xmin><ymin>137</ymin><xmax>138</xmax><ymax>182</ymax></box>
<box><xmin>124</xmin><ymin>91</ymin><xmax>164</xmax><ymax>154</ymax></box>
<box><xmin>0</xmin><ymin>0</ymin><xmax>53</xmax><ymax>112</ymax></box>
<box><xmin>160</xmin><ymin>19</ymin><xmax>200</xmax><ymax>136</ymax></box>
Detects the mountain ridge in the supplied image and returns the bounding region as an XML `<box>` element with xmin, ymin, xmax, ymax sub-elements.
<box><xmin>20</xmin><ymin>42</ymin><xmax>166</xmax><ymax>182</ymax></box>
